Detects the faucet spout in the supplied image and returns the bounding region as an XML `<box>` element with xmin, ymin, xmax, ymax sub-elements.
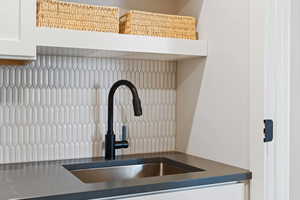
<box><xmin>105</xmin><ymin>80</ymin><xmax>142</xmax><ymax>160</ymax></box>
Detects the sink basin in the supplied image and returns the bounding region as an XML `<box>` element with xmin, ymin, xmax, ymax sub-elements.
<box><xmin>64</xmin><ymin>157</ymin><xmax>204</xmax><ymax>184</ymax></box>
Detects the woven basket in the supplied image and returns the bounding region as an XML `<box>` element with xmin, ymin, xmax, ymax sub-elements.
<box><xmin>120</xmin><ymin>10</ymin><xmax>197</xmax><ymax>40</ymax></box>
<box><xmin>37</xmin><ymin>0</ymin><xmax>119</xmax><ymax>33</ymax></box>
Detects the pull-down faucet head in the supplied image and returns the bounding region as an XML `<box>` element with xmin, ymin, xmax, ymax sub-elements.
<box><xmin>132</xmin><ymin>96</ymin><xmax>142</xmax><ymax>116</ymax></box>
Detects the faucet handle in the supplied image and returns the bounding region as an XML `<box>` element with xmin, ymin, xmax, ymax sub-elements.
<box><xmin>122</xmin><ymin>125</ymin><xmax>129</xmax><ymax>141</ymax></box>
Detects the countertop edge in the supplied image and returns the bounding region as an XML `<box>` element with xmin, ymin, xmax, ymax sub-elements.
<box><xmin>25</xmin><ymin>173</ymin><xmax>251</xmax><ymax>200</ymax></box>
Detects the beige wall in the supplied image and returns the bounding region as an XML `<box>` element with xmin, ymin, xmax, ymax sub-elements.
<box><xmin>176</xmin><ymin>0</ymin><xmax>250</xmax><ymax>169</ymax></box>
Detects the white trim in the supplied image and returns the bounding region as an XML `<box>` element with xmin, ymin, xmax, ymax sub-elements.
<box><xmin>264</xmin><ymin>0</ymin><xmax>291</xmax><ymax>199</ymax></box>
<box><xmin>264</xmin><ymin>0</ymin><xmax>276</xmax><ymax>199</ymax></box>
<box><xmin>274</xmin><ymin>0</ymin><xmax>291</xmax><ymax>198</ymax></box>
<box><xmin>250</xmin><ymin>0</ymin><xmax>291</xmax><ymax>198</ymax></box>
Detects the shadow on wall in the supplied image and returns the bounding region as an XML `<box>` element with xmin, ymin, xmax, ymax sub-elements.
<box><xmin>176</xmin><ymin>57</ymin><xmax>207</xmax><ymax>152</ymax></box>
<box><xmin>61</xmin><ymin>0</ymin><xmax>184</xmax><ymax>15</ymax></box>
<box><xmin>60</xmin><ymin>0</ymin><xmax>206</xmax><ymax>16</ymax></box>
<box><xmin>176</xmin><ymin>0</ymin><xmax>204</xmax><ymax>18</ymax></box>
<box><xmin>176</xmin><ymin>0</ymin><xmax>251</xmax><ymax>169</ymax></box>
<box><xmin>176</xmin><ymin>0</ymin><xmax>206</xmax><ymax>152</ymax></box>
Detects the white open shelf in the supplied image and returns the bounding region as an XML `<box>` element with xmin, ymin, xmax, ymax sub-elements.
<box><xmin>36</xmin><ymin>28</ymin><xmax>208</xmax><ymax>61</ymax></box>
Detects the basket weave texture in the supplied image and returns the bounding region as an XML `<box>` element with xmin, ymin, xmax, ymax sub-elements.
<box><xmin>37</xmin><ymin>0</ymin><xmax>119</xmax><ymax>33</ymax></box>
<box><xmin>120</xmin><ymin>10</ymin><xmax>197</xmax><ymax>40</ymax></box>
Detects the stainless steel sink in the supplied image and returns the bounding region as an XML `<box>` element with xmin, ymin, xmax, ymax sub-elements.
<box><xmin>64</xmin><ymin>158</ymin><xmax>204</xmax><ymax>184</ymax></box>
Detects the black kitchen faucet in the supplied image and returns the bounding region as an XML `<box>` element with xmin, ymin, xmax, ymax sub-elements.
<box><xmin>105</xmin><ymin>80</ymin><xmax>142</xmax><ymax>160</ymax></box>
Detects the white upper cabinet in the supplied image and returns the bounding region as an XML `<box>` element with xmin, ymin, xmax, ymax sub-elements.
<box><xmin>0</xmin><ymin>0</ymin><xmax>36</xmax><ymax>60</ymax></box>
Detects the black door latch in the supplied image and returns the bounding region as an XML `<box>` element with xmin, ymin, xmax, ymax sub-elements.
<box><xmin>264</xmin><ymin>119</ymin><xmax>273</xmax><ymax>143</ymax></box>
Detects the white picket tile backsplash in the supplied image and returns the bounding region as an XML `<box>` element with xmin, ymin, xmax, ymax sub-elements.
<box><xmin>0</xmin><ymin>55</ymin><xmax>176</xmax><ymax>163</ymax></box>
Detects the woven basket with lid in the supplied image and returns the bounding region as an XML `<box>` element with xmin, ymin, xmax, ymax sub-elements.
<box><xmin>37</xmin><ymin>0</ymin><xmax>119</xmax><ymax>33</ymax></box>
<box><xmin>120</xmin><ymin>10</ymin><xmax>197</xmax><ymax>40</ymax></box>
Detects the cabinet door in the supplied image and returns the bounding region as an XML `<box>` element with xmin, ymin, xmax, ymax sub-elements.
<box><xmin>121</xmin><ymin>183</ymin><xmax>246</xmax><ymax>200</ymax></box>
<box><xmin>0</xmin><ymin>0</ymin><xmax>36</xmax><ymax>60</ymax></box>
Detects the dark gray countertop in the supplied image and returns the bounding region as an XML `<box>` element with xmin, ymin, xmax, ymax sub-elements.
<box><xmin>0</xmin><ymin>151</ymin><xmax>251</xmax><ymax>200</ymax></box>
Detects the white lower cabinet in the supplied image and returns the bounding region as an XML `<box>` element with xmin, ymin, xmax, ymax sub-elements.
<box><xmin>100</xmin><ymin>183</ymin><xmax>247</xmax><ymax>200</ymax></box>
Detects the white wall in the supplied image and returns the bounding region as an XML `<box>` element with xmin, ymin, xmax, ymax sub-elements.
<box><xmin>290</xmin><ymin>0</ymin><xmax>300</xmax><ymax>199</ymax></box>
<box><xmin>176</xmin><ymin>0</ymin><xmax>250</xmax><ymax>169</ymax></box>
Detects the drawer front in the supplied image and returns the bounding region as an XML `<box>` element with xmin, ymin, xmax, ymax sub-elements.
<box><xmin>120</xmin><ymin>183</ymin><xmax>246</xmax><ymax>200</ymax></box>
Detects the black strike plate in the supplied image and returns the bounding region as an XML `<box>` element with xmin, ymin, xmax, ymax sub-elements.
<box><xmin>264</xmin><ymin>119</ymin><xmax>273</xmax><ymax>143</ymax></box>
